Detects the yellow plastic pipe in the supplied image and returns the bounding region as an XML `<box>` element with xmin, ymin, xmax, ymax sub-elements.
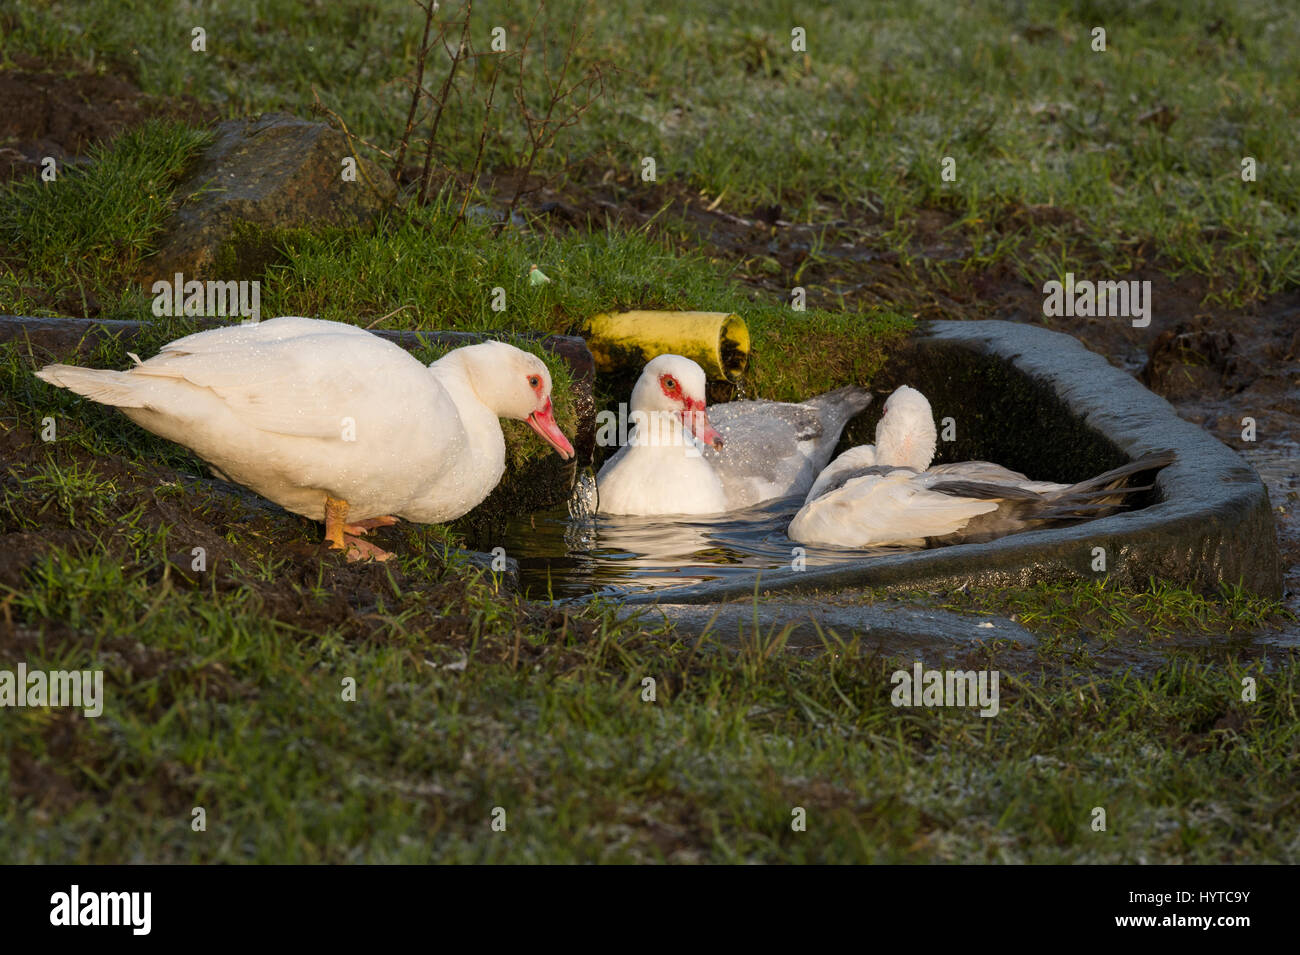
<box><xmin>585</xmin><ymin>311</ymin><xmax>750</xmax><ymax>381</ymax></box>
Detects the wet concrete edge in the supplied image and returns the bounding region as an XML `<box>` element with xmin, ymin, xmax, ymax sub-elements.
<box><xmin>615</xmin><ymin>601</ymin><xmax>1037</xmax><ymax>654</ymax></box>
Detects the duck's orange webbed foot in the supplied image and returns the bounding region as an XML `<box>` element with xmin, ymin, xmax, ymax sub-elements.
<box><xmin>342</xmin><ymin>535</ymin><xmax>394</xmax><ymax>562</ymax></box>
<box><xmin>324</xmin><ymin>496</ymin><xmax>395</xmax><ymax>562</ymax></box>
<box><xmin>344</xmin><ymin>515</ymin><xmax>399</xmax><ymax>535</ymax></box>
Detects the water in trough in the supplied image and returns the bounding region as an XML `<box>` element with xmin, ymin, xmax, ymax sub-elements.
<box><xmin>480</xmin><ymin>470</ymin><xmax>913</xmax><ymax>601</ymax></box>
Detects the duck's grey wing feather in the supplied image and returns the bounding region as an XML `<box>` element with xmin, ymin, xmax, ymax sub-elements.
<box><xmin>702</xmin><ymin>387</ymin><xmax>872</xmax><ymax>508</ymax></box>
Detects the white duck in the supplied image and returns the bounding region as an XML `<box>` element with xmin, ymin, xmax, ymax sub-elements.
<box><xmin>36</xmin><ymin>316</ymin><xmax>574</xmax><ymax>560</ymax></box>
<box><xmin>595</xmin><ymin>354</ymin><xmax>871</xmax><ymax>515</ymax></box>
<box><xmin>789</xmin><ymin>384</ymin><xmax>1173</xmax><ymax>548</ymax></box>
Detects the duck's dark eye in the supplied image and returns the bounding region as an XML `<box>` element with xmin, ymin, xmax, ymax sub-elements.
<box><xmin>664</xmin><ymin>376</ymin><xmax>677</xmax><ymax>390</ymax></box>
<box><xmin>528</xmin><ymin>375</ymin><xmax>541</xmax><ymax>389</ymax></box>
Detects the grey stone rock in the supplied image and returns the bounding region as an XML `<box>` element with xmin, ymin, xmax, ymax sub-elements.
<box><xmin>142</xmin><ymin>112</ymin><xmax>396</xmax><ymax>281</ymax></box>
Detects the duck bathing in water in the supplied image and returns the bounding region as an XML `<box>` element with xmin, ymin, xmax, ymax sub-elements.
<box><xmin>595</xmin><ymin>354</ymin><xmax>871</xmax><ymax>515</ymax></box>
<box><xmin>789</xmin><ymin>385</ymin><xmax>1174</xmax><ymax>548</ymax></box>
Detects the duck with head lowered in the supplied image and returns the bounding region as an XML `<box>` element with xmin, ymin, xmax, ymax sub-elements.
<box><xmin>789</xmin><ymin>384</ymin><xmax>1174</xmax><ymax>548</ymax></box>
<box><xmin>595</xmin><ymin>354</ymin><xmax>871</xmax><ymax>516</ymax></box>
<box><xmin>36</xmin><ymin>316</ymin><xmax>575</xmax><ymax>560</ymax></box>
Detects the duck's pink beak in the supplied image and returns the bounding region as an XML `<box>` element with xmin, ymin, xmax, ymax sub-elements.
<box><xmin>527</xmin><ymin>399</ymin><xmax>574</xmax><ymax>460</ymax></box>
<box><xmin>682</xmin><ymin>400</ymin><xmax>723</xmax><ymax>450</ymax></box>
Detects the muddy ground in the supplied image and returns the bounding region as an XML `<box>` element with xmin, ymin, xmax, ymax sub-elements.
<box><xmin>0</xmin><ymin>55</ymin><xmax>214</xmax><ymax>182</ymax></box>
<box><xmin>0</xmin><ymin>408</ymin><xmax>597</xmax><ymax>712</ymax></box>
<box><xmin>3</xmin><ymin>61</ymin><xmax>1296</xmax><ymax>627</ymax></box>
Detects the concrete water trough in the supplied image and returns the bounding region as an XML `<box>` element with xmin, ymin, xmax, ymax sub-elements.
<box><xmin>619</xmin><ymin>319</ymin><xmax>1283</xmax><ymax>606</ymax></box>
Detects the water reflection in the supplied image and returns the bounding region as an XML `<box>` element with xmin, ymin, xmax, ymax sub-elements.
<box><xmin>484</xmin><ymin>492</ymin><xmax>908</xmax><ymax>600</ymax></box>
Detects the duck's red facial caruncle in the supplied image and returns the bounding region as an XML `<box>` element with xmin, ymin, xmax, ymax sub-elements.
<box><xmin>660</xmin><ymin>372</ymin><xmax>723</xmax><ymax>450</ymax></box>
<box><xmin>525</xmin><ymin>371</ymin><xmax>574</xmax><ymax>460</ymax></box>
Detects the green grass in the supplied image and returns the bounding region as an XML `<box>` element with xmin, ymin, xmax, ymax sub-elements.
<box><xmin>819</xmin><ymin>579</ymin><xmax>1296</xmax><ymax>668</ymax></box>
<box><xmin>258</xmin><ymin>196</ymin><xmax>913</xmax><ymax>398</ymax></box>
<box><xmin>1</xmin><ymin>0</ymin><xmax>1298</xmax><ymax>864</ymax></box>
<box><xmin>4</xmin><ymin>0</ymin><xmax>1298</xmax><ymax>303</ymax></box>
<box><xmin>957</xmin><ymin>578</ymin><xmax>1293</xmax><ymax>641</ymax></box>
<box><xmin>2</xmin><ymin>530</ymin><xmax>1296</xmax><ymax>862</ymax></box>
<box><xmin>839</xmin><ymin>578</ymin><xmax>1297</xmax><ymax>644</ymax></box>
<box><xmin>257</xmin><ymin>198</ymin><xmax>784</xmax><ymax>333</ymax></box>
<box><xmin>0</xmin><ymin>120</ymin><xmax>211</xmax><ymax>317</ymax></box>
<box><xmin>0</xmin><ymin>124</ymin><xmax>912</xmax><ymax>400</ymax></box>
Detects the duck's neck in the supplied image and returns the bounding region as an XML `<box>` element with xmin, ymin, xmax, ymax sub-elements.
<box><xmin>432</xmin><ymin>355</ymin><xmax>507</xmax><ymax>480</ymax></box>
<box><xmin>629</xmin><ymin>408</ymin><xmax>696</xmax><ymax>454</ymax></box>
<box><xmin>876</xmin><ymin>420</ymin><xmax>935</xmax><ymax>470</ymax></box>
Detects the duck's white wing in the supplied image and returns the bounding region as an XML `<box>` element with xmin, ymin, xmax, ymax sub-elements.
<box><xmin>789</xmin><ymin>470</ymin><xmax>998</xmax><ymax>548</ymax></box>
<box><xmin>131</xmin><ymin>323</ymin><xmax>433</xmax><ymax>439</ymax></box>
<box><xmin>804</xmin><ymin>444</ymin><xmax>878</xmax><ymax>503</ymax></box>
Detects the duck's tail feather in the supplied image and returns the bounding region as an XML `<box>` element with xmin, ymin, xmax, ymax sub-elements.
<box><xmin>35</xmin><ymin>364</ymin><xmax>149</xmax><ymax>409</ymax></box>
<box><xmin>1054</xmin><ymin>450</ymin><xmax>1176</xmax><ymax>498</ymax></box>
<box><xmin>930</xmin><ymin>450</ymin><xmax>1174</xmax><ymax>538</ymax></box>
<box><xmin>805</xmin><ymin>386</ymin><xmax>873</xmax><ymax>463</ymax></box>
<box><xmin>808</xmin><ymin>385</ymin><xmax>873</xmax><ymax>425</ymax></box>
<box><xmin>1035</xmin><ymin>484</ymin><xmax>1156</xmax><ymax>521</ymax></box>
<box><xmin>1029</xmin><ymin>450</ymin><xmax>1174</xmax><ymax>521</ymax></box>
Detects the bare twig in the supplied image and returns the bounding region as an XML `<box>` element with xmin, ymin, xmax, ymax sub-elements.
<box><xmin>325</xmin><ymin>0</ymin><xmax>611</xmax><ymax>229</ymax></box>
<box><xmin>497</xmin><ymin>0</ymin><xmax>608</xmax><ymax>235</ymax></box>
<box><xmin>451</xmin><ymin>46</ymin><xmax>508</xmax><ymax>234</ymax></box>
<box><xmin>392</xmin><ymin>0</ymin><xmax>444</xmax><ymax>181</ymax></box>
<box><xmin>310</xmin><ymin>87</ymin><xmax>390</xmax><ymax>197</ymax></box>
<box><xmin>418</xmin><ymin>0</ymin><xmax>474</xmax><ymax>204</ymax></box>
<box><xmin>310</xmin><ymin>89</ymin><xmax>396</xmax><ymax>161</ymax></box>
<box><xmin>365</xmin><ymin>304</ymin><xmax>418</xmax><ymax>329</ymax></box>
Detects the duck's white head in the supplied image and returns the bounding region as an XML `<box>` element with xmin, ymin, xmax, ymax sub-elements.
<box><xmin>630</xmin><ymin>354</ymin><xmax>723</xmax><ymax>450</ymax></box>
<box><xmin>874</xmin><ymin>385</ymin><xmax>935</xmax><ymax>470</ymax></box>
<box><xmin>453</xmin><ymin>341</ymin><xmax>574</xmax><ymax>460</ymax></box>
